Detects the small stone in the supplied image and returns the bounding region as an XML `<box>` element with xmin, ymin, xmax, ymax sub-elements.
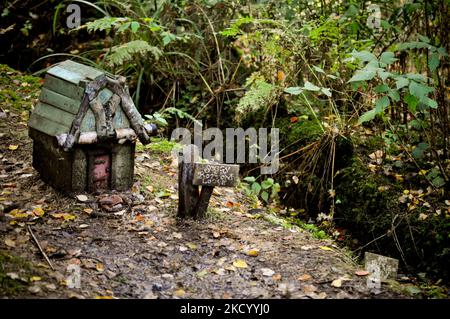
<box><xmin>28</xmin><ymin>285</ymin><xmax>41</xmax><ymax>294</ymax></box>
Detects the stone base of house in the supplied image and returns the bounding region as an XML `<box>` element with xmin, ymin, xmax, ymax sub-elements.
<box><xmin>29</xmin><ymin>127</ymin><xmax>135</xmax><ymax>193</ymax></box>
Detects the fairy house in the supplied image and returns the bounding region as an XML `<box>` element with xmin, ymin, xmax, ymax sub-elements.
<box><xmin>28</xmin><ymin>60</ymin><xmax>156</xmax><ymax>193</ymax></box>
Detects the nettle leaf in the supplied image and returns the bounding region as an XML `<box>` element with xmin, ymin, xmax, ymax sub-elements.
<box><xmin>261</xmin><ymin>191</ymin><xmax>269</xmax><ymax>203</ymax></box>
<box><xmin>321</xmin><ymin>88</ymin><xmax>332</xmax><ymax>97</ymax></box>
<box><xmin>412</xmin><ymin>142</ymin><xmax>429</xmax><ymax>159</ymax></box>
<box><xmin>378</xmin><ymin>70</ymin><xmax>392</xmax><ymax>81</ymax></box>
<box><xmin>409</xmin><ymin>81</ymin><xmax>434</xmax><ymax>101</ymax></box>
<box><xmin>243</xmin><ymin>176</ymin><xmax>256</xmax><ymax>183</ymax></box>
<box><xmin>350</xmin><ymin>50</ymin><xmax>377</xmax><ymax>62</ymax></box>
<box><xmin>422</xmin><ymin>97</ymin><xmax>438</xmax><ymax>109</ymax></box>
<box><xmin>375</xmin><ymin>96</ymin><xmax>390</xmax><ymax>112</ymax></box>
<box><xmin>251</xmin><ymin>182</ymin><xmax>261</xmax><ymax>195</ymax></box>
<box><xmin>418</xmin><ymin>34</ymin><xmax>430</xmax><ymax>43</ymax></box>
<box><xmin>130</xmin><ymin>21</ymin><xmax>140</xmax><ymax>33</ymax></box>
<box><xmin>303</xmin><ymin>81</ymin><xmax>321</xmax><ymax>91</ymax></box>
<box><xmin>406</xmin><ymin>73</ymin><xmax>426</xmax><ymax>82</ymax></box>
<box><xmin>396</xmin><ymin>77</ymin><xmax>409</xmax><ymax>90</ymax></box>
<box><xmin>374</xmin><ymin>84</ymin><xmax>389</xmax><ymax>93</ymax></box>
<box><xmin>261</xmin><ymin>178</ymin><xmax>274</xmax><ymax>189</ymax></box>
<box><xmin>388</xmin><ymin>89</ymin><xmax>401</xmax><ymax>102</ymax></box>
<box><xmin>404</xmin><ymin>94</ymin><xmax>418</xmax><ymax>113</ymax></box>
<box><xmin>358</xmin><ymin>109</ymin><xmax>377</xmax><ymax>124</ymax></box>
<box><xmin>284</xmin><ymin>87</ymin><xmax>303</xmax><ymax>95</ymax></box>
<box><xmin>437</xmin><ymin>46</ymin><xmax>448</xmax><ymax>57</ymax></box>
<box><xmin>429</xmin><ymin>52</ymin><xmax>440</xmax><ymax>73</ymax></box>
<box><xmin>398</xmin><ymin>41</ymin><xmax>430</xmax><ymax>51</ymax></box>
<box><xmin>312</xmin><ymin>65</ymin><xmax>325</xmax><ymax>73</ymax></box>
<box><xmin>379</xmin><ymin>52</ymin><xmax>397</xmax><ymax>65</ymax></box>
<box><xmin>348</xmin><ymin>69</ymin><xmax>376</xmax><ymax>83</ymax></box>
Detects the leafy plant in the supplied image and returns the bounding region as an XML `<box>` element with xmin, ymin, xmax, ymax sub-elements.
<box><xmin>243</xmin><ymin>176</ymin><xmax>280</xmax><ymax>203</ymax></box>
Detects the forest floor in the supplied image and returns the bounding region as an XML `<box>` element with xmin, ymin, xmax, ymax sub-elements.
<box><xmin>0</xmin><ymin>66</ymin><xmax>411</xmax><ymax>299</ymax></box>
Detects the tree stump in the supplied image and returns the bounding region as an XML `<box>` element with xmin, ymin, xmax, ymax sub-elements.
<box><xmin>177</xmin><ymin>144</ymin><xmax>239</xmax><ymax>219</ymax></box>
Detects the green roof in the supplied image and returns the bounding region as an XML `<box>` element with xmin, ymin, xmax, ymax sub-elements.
<box><xmin>28</xmin><ymin>60</ymin><xmax>131</xmax><ymax>137</ymax></box>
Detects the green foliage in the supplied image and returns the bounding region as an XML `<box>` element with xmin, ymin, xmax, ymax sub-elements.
<box><xmin>243</xmin><ymin>176</ymin><xmax>280</xmax><ymax>204</ymax></box>
<box><xmin>107</xmin><ymin>40</ymin><xmax>162</xmax><ymax>67</ymax></box>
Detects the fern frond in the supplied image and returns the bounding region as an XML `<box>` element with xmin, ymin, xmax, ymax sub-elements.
<box><xmin>236</xmin><ymin>80</ymin><xmax>278</xmax><ymax>122</ymax></box>
<box><xmin>106</xmin><ymin>40</ymin><xmax>163</xmax><ymax>66</ymax></box>
<box><xmin>85</xmin><ymin>17</ymin><xmax>127</xmax><ymax>33</ymax></box>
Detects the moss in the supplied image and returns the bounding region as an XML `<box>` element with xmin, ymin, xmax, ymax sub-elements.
<box><xmin>0</xmin><ymin>250</ymin><xmax>32</xmax><ymax>296</ymax></box>
<box><xmin>0</xmin><ymin>64</ymin><xmax>42</xmax><ymax>113</ymax></box>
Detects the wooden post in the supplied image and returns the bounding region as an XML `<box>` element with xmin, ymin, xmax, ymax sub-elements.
<box><xmin>177</xmin><ymin>145</ymin><xmax>239</xmax><ymax>219</ymax></box>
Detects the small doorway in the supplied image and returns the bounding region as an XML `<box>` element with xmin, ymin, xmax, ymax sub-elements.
<box><xmin>87</xmin><ymin>150</ymin><xmax>111</xmax><ymax>192</ymax></box>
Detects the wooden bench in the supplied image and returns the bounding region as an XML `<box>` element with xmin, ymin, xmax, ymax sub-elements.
<box><xmin>178</xmin><ymin>144</ymin><xmax>239</xmax><ymax>219</ymax></box>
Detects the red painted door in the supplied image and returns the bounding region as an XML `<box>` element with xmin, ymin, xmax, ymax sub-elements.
<box><xmin>92</xmin><ymin>154</ymin><xmax>110</xmax><ymax>190</ymax></box>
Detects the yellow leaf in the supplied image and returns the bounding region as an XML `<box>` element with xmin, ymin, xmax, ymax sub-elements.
<box><xmin>8</xmin><ymin>145</ymin><xmax>19</xmax><ymax>150</ymax></box>
<box><xmin>33</xmin><ymin>207</ymin><xmax>45</xmax><ymax>217</ymax></box>
<box><xmin>96</xmin><ymin>263</ymin><xmax>104</xmax><ymax>272</ymax></box>
<box><xmin>50</xmin><ymin>213</ymin><xmax>76</xmax><ymax>221</ymax></box>
<box><xmin>319</xmin><ymin>246</ymin><xmax>333</xmax><ymax>251</ymax></box>
<box><xmin>95</xmin><ymin>296</ymin><xmax>114</xmax><ymax>299</ymax></box>
<box><xmin>174</xmin><ymin>289</ymin><xmax>186</xmax><ymax>297</ymax></box>
<box><xmin>297</xmin><ymin>274</ymin><xmax>312</xmax><ymax>281</ymax></box>
<box><xmin>83</xmin><ymin>208</ymin><xmax>93</xmax><ymax>215</ymax></box>
<box><xmin>197</xmin><ymin>270</ymin><xmax>208</xmax><ymax>278</ymax></box>
<box><xmin>233</xmin><ymin>259</ymin><xmax>248</xmax><ymax>268</ymax></box>
<box><xmin>30</xmin><ymin>276</ymin><xmax>42</xmax><ymax>282</ymax></box>
<box><xmin>246</xmin><ymin>248</ymin><xmax>259</xmax><ymax>257</ymax></box>
<box><xmin>331</xmin><ymin>278</ymin><xmax>342</xmax><ymax>288</ymax></box>
<box><xmin>186</xmin><ymin>243</ymin><xmax>197</xmax><ymax>250</ymax></box>
<box><xmin>4</xmin><ymin>238</ymin><xmax>15</xmax><ymax>247</ymax></box>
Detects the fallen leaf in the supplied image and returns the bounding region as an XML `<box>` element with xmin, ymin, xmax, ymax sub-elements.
<box><xmin>83</xmin><ymin>208</ymin><xmax>93</xmax><ymax>215</ymax></box>
<box><xmin>76</xmin><ymin>194</ymin><xmax>88</xmax><ymax>202</ymax></box>
<box><xmin>96</xmin><ymin>263</ymin><xmax>104</xmax><ymax>272</ymax></box>
<box><xmin>32</xmin><ymin>207</ymin><xmax>45</xmax><ymax>217</ymax></box>
<box><xmin>8</xmin><ymin>145</ymin><xmax>19</xmax><ymax>150</ymax></box>
<box><xmin>172</xmin><ymin>232</ymin><xmax>182</xmax><ymax>239</ymax></box>
<box><xmin>225</xmin><ymin>265</ymin><xmax>236</xmax><ymax>272</ymax></box>
<box><xmin>50</xmin><ymin>213</ymin><xmax>76</xmax><ymax>221</ymax></box>
<box><xmin>297</xmin><ymin>274</ymin><xmax>312</xmax><ymax>281</ymax></box>
<box><xmin>272</xmin><ymin>273</ymin><xmax>282</xmax><ymax>281</ymax></box>
<box><xmin>95</xmin><ymin>296</ymin><xmax>114</xmax><ymax>299</ymax></box>
<box><xmin>260</xmin><ymin>268</ymin><xmax>275</xmax><ymax>277</ymax></box>
<box><xmin>233</xmin><ymin>259</ymin><xmax>248</xmax><ymax>268</ymax></box>
<box><xmin>28</xmin><ymin>285</ymin><xmax>41</xmax><ymax>294</ymax></box>
<box><xmin>290</xmin><ymin>116</ymin><xmax>298</xmax><ymax>123</ymax></box>
<box><xmin>4</xmin><ymin>238</ymin><xmax>15</xmax><ymax>247</ymax></box>
<box><xmin>246</xmin><ymin>248</ymin><xmax>259</xmax><ymax>257</ymax></box>
<box><xmin>186</xmin><ymin>243</ymin><xmax>197</xmax><ymax>250</ymax></box>
<box><xmin>319</xmin><ymin>246</ymin><xmax>333</xmax><ymax>251</ymax></box>
<box><xmin>212</xmin><ymin>268</ymin><xmax>226</xmax><ymax>275</ymax></box>
<box><xmin>146</xmin><ymin>185</ymin><xmax>154</xmax><ymax>193</ymax></box>
<box><xmin>212</xmin><ymin>231</ymin><xmax>220</xmax><ymax>238</ymax></box>
<box><xmin>331</xmin><ymin>278</ymin><xmax>342</xmax><ymax>288</ymax></box>
<box><xmin>6</xmin><ymin>272</ymin><xmax>19</xmax><ymax>280</ymax></box>
<box><xmin>30</xmin><ymin>276</ymin><xmax>42</xmax><ymax>282</ymax></box>
<box><xmin>355</xmin><ymin>270</ymin><xmax>370</xmax><ymax>276</ymax></box>
<box><xmin>303</xmin><ymin>284</ymin><xmax>317</xmax><ymax>293</ymax></box>
<box><xmin>78</xmin><ymin>224</ymin><xmax>89</xmax><ymax>229</ymax></box>
<box><xmin>197</xmin><ymin>270</ymin><xmax>208</xmax><ymax>278</ymax></box>
<box><xmin>173</xmin><ymin>289</ymin><xmax>186</xmax><ymax>297</ymax></box>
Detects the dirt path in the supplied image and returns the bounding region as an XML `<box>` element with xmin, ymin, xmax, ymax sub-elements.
<box><xmin>0</xmin><ymin>110</ymin><xmax>409</xmax><ymax>299</ymax></box>
<box><xmin>0</xmin><ymin>65</ymin><xmax>408</xmax><ymax>299</ymax></box>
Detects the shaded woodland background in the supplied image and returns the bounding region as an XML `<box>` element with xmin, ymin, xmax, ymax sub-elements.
<box><xmin>1</xmin><ymin>0</ymin><xmax>449</xmax><ymax>288</ymax></box>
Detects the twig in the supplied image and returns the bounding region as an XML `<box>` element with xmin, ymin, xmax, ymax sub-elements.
<box><xmin>27</xmin><ymin>225</ymin><xmax>55</xmax><ymax>271</ymax></box>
